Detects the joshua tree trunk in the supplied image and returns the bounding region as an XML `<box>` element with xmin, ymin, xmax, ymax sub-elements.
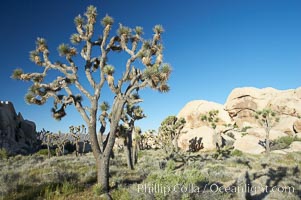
<box><xmin>172</xmin><ymin>136</ymin><xmax>179</xmax><ymax>153</ymax></box>
<box><xmin>132</xmin><ymin>139</ymin><xmax>138</xmax><ymax>165</ymax></box>
<box><xmin>97</xmin><ymin>155</ymin><xmax>110</xmax><ymax>194</ymax></box>
<box><xmin>87</xmin><ymin>97</ymin><xmax>125</xmax><ymax>195</ymax></box>
<box><xmin>83</xmin><ymin>141</ymin><xmax>86</xmax><ymax>154</ymax></box>
<box><xmin>124</xmin><ymin>133</ymin><xmax>134</xmax><ymax>170</ymax></box>
<box><xmin>265</xmin><ymin>128</ymin><xmax>270</xmax><ymax>154</ymax></box>
<box><xmin>47</xmin><ymin>135</ymin><xmax>51</xmax><ymax>159</ymax></box>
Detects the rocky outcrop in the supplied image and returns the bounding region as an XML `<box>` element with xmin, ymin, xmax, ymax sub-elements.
<box><xmin>0</xmin><ymin>101</ymin><xmax>38</xmax><ymax>155</ymax></box>
<box><xmin>178</xmin><ymin>126</ymin><xmax>216</xmax><ymax>151</ymax></box>
<box><xmin>177</xmin><ymin>100</ymin><xmax>232</xmax><ymax>129</ymax></box>
<box><xmin>234</xmin><ymin>135</ymin><xmax>265</xmax><ymax>154</ymax></box>
<box><xmin>176</xmin><ymin>87</ymin><xmax>301</xmax><ymax>154</ymax></box>
<box><xmin>225</xmin><ymin>87</ymin><xmax>301</xmax><ymax>128</ymax></box>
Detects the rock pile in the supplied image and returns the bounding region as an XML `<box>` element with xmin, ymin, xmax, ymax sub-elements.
<box><xmin>0</xmin><ymin>101</ymin><xmax>38</xmax><ymax>154</ymax></box>
<box><xmin>177</xmin><ymin>87</ymin><xmax>301</xmax><ymax>154</ymax></box>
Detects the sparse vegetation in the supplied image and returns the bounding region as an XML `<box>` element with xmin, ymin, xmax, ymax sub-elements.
<box><xmin>0</xmin><ymin>145</ymin><xmax>300</xmax><ymax>200</ymax></box>
<box><xmin>271</xmin><ymin>136</ymin><xmax>301</xmax><ymax>150</ymax></box>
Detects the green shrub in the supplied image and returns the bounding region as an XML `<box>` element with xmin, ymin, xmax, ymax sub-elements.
<box><xmin>111</xmin><ymin>188</ymin><xmax>131</xmax><ymax>200</ymax></box>
<box><xmin>0</xmin><ymin>148</ymin><xmax>8</xmax><ymax>159</ymax></box>
<box><xmin>36</xmin><ymin>149</ymin><xmax>56</xmax><ymax>157</ymax></box>
<box><xmin>271</xmin><ymin>136</ymin><xmax>301</xmax><ymax>150</ymax></box>
<box><xmin>165</xmin><ymin>160</ymin><xmax>176</xmax><ymax>171</ymax></box>
<box><xmin>145</xmin><ymin>168</ymin><xmax>207</xmax><ymax>199</ymax></box>
<box><xmin>241</xmin><ymin>126</ymin><xmax>252</xmax><ymax>132</ymax></box>
<box><xmin>93</xmin><ymin>183</ymin><xmax>104</xmax><ymax>196</ymax></box>
<box><xmin>231</xmin><ymin>149</ymin><xmax>243</xmax><ymax>157</ymax></box>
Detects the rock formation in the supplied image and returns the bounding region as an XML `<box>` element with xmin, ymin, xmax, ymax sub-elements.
<box><xmin>0</xmin><ymin>101</ymin><xmax>38</xmax><ymax>155</ymax></box>
<box><xmin>177</xmin><ymin>87</ymin><xmax>301</xmax><ymax>154</ymax></box>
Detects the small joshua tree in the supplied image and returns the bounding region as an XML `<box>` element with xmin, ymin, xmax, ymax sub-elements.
<box><xmin>12</xmin><ymin>5</ymin><xmax>171</xmax><ymax>195</ymax></box>
<box><xmin>200</xmin><ymin>110</ymin><xmax>222</xmax><ymax>150</ymax></box>
<box><xmin>54</xmin><ymin>131</ymin><xmax>69</xmax><ymax>156</ymax></box>
<box><xmin>255</xmin><ymin>109</ymin><xmax>279</xmax><ymax>154</ymax></box>
<box><xmin>119</xmin><ymin>104</ymin><xmax>145</xmax><ymax>169</ymax></box>
<box><xmin>159</xmin><ymin>116</ymin><xmax>186</xmax><ymax>155</ymax></box>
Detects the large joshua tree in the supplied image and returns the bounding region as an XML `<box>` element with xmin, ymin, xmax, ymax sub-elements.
<box><xmin>11</xmin><ymin>5</ymin><xmax>171</xmax><ymax>195</ymax></box>
<box><xmin>255</xmin><ymin>109</ymin><xmax>279</xmax><ymax>154</ymax></box>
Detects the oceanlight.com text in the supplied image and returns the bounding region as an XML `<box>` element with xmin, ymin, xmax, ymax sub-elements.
<box><xmin>137</xmin><ymin>183</ymin><xmax>295</xmax><ymax>195</ymax></box>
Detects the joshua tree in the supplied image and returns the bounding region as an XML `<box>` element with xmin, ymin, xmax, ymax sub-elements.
<box><xmin>255</xmin><ymin>109</ymin><xmax>279</xmax><ymax>154</ymax></box>
<box><xmin>69</xmin><ymin>125</ymin><xmax>86</xmax><ymax>156</ymax></box>
<box><xmin>11</xmin><ymin>5</ymin><xmax>171</xmax><ymax>195</ymax></box>
<box><xmin>159</xmin><ymin>116</ymin><xmax>186</xmax><ymax>155</ymax></box>
<box><xmin>200</xmin><ymin>110</ymin><xmax>222</xmax><ymax>150</ymax></box>
<box><xmin>53</xmin><ymin>131</ymin><xmax>69</xmax><ymax>156</ymax></box>
<box><xmin>119</xmin><ymin>104</ymin><xmax>145</xmax><ymax>169</ymax></box>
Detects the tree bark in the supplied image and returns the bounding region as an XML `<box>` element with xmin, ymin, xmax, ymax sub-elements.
<box><xmin>132</xmin><ymin>139</ymin><xmax>138</xmax><ymax>165</ymax></box>
<box><xmin>124</xmin><ymin>132</ymin><xmax>134</xmax><ymax>170</ymax></box>
<box><xmin>97</xmin><ymin>155</ymin><xmax>110</xmax><ymax>193</ymax></box>
<box><xmin>265</xmin><ymin>129</ymin><xmax>270</xmax><ymax>155</ymax></box>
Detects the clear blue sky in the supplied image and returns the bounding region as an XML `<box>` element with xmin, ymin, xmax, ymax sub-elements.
<box><xmin>1</xmin><ymin>0</ymin><xmax>301</xmax><ymax>133</ymax></box>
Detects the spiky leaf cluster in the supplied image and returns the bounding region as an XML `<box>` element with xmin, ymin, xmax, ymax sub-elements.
<box><xmin>117</xmin><ymin>24</ymin><xmax>131</xmax><ymax>36</ymax></box>
<box><xmin>100</xmin><ymin>101</ymin><xmax>110</xmax><ymax>112</ymax></box>
<box><xmin>29</xmin><ymin>50</ymin><xmax>42</xmax><ymax>65</ymax></box>
<box><xmin>85</xmin><ymin>5</ymin><xmax>97</xmax><ymax>22</ymax></box>
<box><xmin>11</xmin><ymin>69</ymin><xmax>24</xmax><ymax>79</ymax></box>
<box><xmin>103</xmin><ymin>65</ymin><xmax>115</xmax><ymax>75</ymax></box>
<box><xmin>134</xmin><ymin>26</ymin><xmax>143</xmax><ymax>36</ymax></box>
<box><xmin>142</xmin><ymin>64</ymin><xmax>171</xmax><ymax>92</ymax></box>
<box><xmin>70</xmin><ymin>34</ymin><xmax>81</xmax><ymax>44</ymax></box>
<box><xmin>58</xmin><ymin>44</ymin><xmax>77</xmax><ymax>57</ymax></box>
<box><xmin>36</xmin><ymin>37</ymin><xmax>48</xmax><ymax>52</ymax></box>
<box><xmin>101</xmin><ymin>15</ymin><xmax>114</xmax><ymax>27</ymax></box>
<box><xmin>153</xmin><ymin>25</ymin><xmax>164</xmax><ymax>34</ymax></box>
<box><xmin>74</xmin><ymin>15</ymin><xmax>85</xmax><ymax>26</ymax></box>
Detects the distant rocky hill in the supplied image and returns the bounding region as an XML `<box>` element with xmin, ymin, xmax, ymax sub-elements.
<box><xmin>177</xmin><ymin>87</ymin><xmax>301</xmax><ymax>154</ymax></box>
<box><xmin>0</xmin><ymin>101</ymin><xmax>38</xmax><ymax>155</ymax></box>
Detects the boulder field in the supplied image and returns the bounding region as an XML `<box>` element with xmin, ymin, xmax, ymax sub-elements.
<box><xmin>177</xmin><ymin>87</ymin><xmax>301</xmax><ymax>154</ymax></box>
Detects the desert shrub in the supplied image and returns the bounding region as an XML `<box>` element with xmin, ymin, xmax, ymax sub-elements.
<box><xmin>241</xmin><ymin>126</ymin><xmax>252</xmax><ymax>132</ymax></box>
<box><xmin>231</xmin><ymin>149</ymin><xmax>243</xmax><ymax>157</ymax></box>
<box><xmin>93</xmin><ymin>183</ymin><xmax>104</xmax><ymax>196</ymax></box>
<box><xmin>36</xmin><ymin>149</ymin><xmax>56</xmax><ymax>157</ymax></box>
<box><xmin>0</xmin><ymin>148</ymin><xmax>8</xmax><ymax>159</ymax></box>
<box><xmin>111</xmin><ymin>188</ymin><xmax>131</xmax><ymax>200</ymax></box>
<box><xmin>145</xmin><ymin>168</ymin><xmax>207</xmax><ymax>199</ymax></box>
<box><xmin>241</xmin><ymin>132</ymin><xmax>248</xmax><ymax>137</ymax></box>
<box><xmin>166</xmin><ymin>160</ymin><xmax>176</xmax><ymax>171</ymax></box>
<box><xmin>271</xmin><ymin>136</ymin><xmax>301</xmax><ymax>150</ymax></box>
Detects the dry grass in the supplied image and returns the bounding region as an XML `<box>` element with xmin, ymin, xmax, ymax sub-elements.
<box><xmin>0</xmin><ymin>149</ymin><xmax>300</xmax><ymax>199</ymax></box>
